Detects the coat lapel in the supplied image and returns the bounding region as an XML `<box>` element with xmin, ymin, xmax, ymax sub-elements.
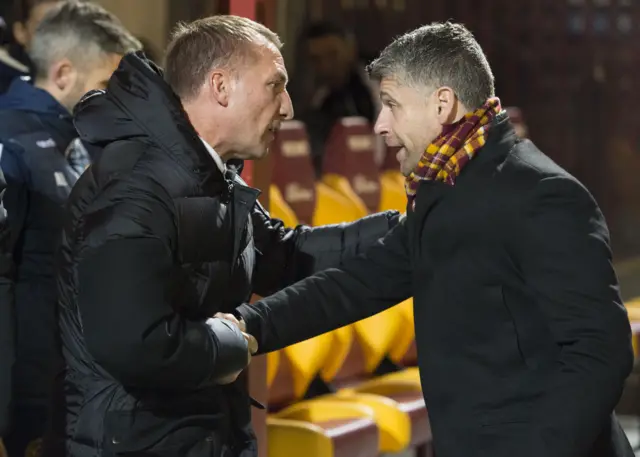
<box><xmin>228</xmin><ymin>172</ymin><xmax>260</xmax><ymax>269</ymax></box>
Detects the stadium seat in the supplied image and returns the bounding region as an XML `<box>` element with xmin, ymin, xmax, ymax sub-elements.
<box><xmin>319</xmin><ymin>310</ymin><xmax>432</xmax><ymax>453</ymax></box>
<box><xmin>270</xmin><ymin>120</ymin><xmax>317</xmax><ymax>225</ymax></box>
<box><xmin>270</xmin><ymin>120</ymin><xmax>366</xmax><ymax>225</ymax></box>
<box><xmin>379</xmin><ymin>145</ymin><xmax>407</xmax><ymax>212</ymax></box>
<box><xmin>379</xmin><ymin>172</ymin><xmax>406</xmax><ymax>212</ymax></box>
<box><xmin>269</xmin><ymin>185</ymin><xmax>299</xmax><ymax>228</ymax></box>
<box><xmin>267</xmin><ymin>351</ymin><xmax>281</xmax><ymax>388</ymax></box>
<box><xmin>267</xmin><ymin>403</ymin><xmax>379</xmax><ymax>457</ymax></box>
<box><xmin>313</xmin><ymin>181</ymin><xmax>366</xmax><ymax>225</ymax></box>
<box><xmin>265</xmin><ymin>330</ymin><xmax>382</xmax><ymax>457</ymax></box>
<box><xmin>322</xmin><ymin>117</ymin><xmax>381</xmax><ymax>214</ymax></box>
<box><xmin>268</xmin><ymin>329</ymin><xmax>412</xmax><ymax>454</ymax></box>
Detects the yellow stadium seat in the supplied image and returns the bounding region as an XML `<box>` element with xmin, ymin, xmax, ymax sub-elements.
<box><xmin>318</xmin><ymin>310</ymin><xmax>430</xmax><ymax>451</ymax></box>
<box><xmin>268</xmin><ymin>402</ymin><xmax>379</xmax><ymax>457</ymax></box>
<box><xmin>267</xmin><ymin>351</ymin><xmax>281</xmax><ymax>388</ymax></box>
<box><xmin>320</xmin><ymin>326</ymin><xmax>354</xmax><ymax>382</ymax></box>
<box><xmin>388</xmin><ymin>299</ymin><xmax>415</xmax><ymax>365</ymax></box>
<box><xmin>312</xmin><ymin>181</ymin><xmax>365</xmax><ymax>226</ymax></box>
<box><xmin>269</xmin><ymin>329</ymin><xmax>412</xmax><ymax>453</ymax></box>
<box><xmin>269</xmin><ymin>185</ymin><xmax>299</xmax><ymax>228</ymax></box>
<box><xmin>378</xmin><ymin>171</ymin><xmax>407</xmax><ymax>213</ymax></box>
<box><xmin>382</xmin><ymin>169</ymin><xmax>405</xmax><ymax>189</ymax></box>
<box><xmin>320</xmin><ymin>174</ymin><xmax>369</xmax><ymax>218</ymax></box>
<box><xmin>380</xmin><ymin>299</ymin><xmax>421</xmax><ymax>384</ymax></box>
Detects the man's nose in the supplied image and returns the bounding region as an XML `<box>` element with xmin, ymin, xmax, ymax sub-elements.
<box><xmin>374</xmin><ymin>112</ymin><xmax>388</xmax><ymax>136</ymax></box>
<box><xmin>280</xmin><ymin>90</ymin><xmax>294</xmax><ymax>120</ymax></box>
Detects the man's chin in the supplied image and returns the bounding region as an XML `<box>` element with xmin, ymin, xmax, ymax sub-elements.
<box><xmin>399</xmin><ymin>163</ymin><xmax>413</xmax><ymax>177</ymax></box>
<box><xmin>232</xmin><ymin>147</ymin><xmax>270</xmax><ymax>161</ymax></box>
<box><xmin>255</xmin><ymin>145</ymin><xmax>270</xmax><ymax>160</ymax></box>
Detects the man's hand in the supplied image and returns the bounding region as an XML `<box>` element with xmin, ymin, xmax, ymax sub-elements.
<box><xmin>214</xmin><ymin>312</ymin><xmax>246</xmax><ymax>332</ymax></box>
<box><xmin>243</xmin><ymin>331</ymin><xmax>258</xmax><ymax>355</ymax></box>
<box><xmin>213</xmin><ymin>313</ymin><xmax>258</xmax><ymax>384</ymax></box>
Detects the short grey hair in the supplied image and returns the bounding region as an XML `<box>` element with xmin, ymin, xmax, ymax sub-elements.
<box><xmin>165</xmin><ymin>15</ymin><xmax>283</xmax><ymax>101</ymax></box>
<box><xmin>30</xmin><ymin>1</ymin><xmax>141</xmax><ymax>80</ymax></box>
<box><xmin>367</xmin><ymin>22</ymin><xmax>494</xmax><ymax>110</ymax></box>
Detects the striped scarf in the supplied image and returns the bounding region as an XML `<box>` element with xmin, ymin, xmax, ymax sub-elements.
<box><xmin>406</xmin><ymin>97</ymin><xmax>502</xmax><ymax>207</ymax></box>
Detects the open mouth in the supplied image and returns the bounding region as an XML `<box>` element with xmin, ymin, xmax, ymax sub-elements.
<box><xmin>268</xmin><ymin>123</ymin><xmax>281</xmax><ymax>134</ymax></box>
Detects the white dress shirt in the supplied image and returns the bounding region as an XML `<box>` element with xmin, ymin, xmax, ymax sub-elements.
<box><xmin>199</xmin><ymin>137</ymin><xmax>226</xmax><ymax>173</ymax></box>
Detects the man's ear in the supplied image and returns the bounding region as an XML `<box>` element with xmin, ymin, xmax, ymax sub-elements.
<box><xmin>209</xmin><ymin>70</ymin><xmax>233</xmax><ymax>107</ymax></box>
<box><xmin>434</xmin><ymin>86</ymin><xmax>459</xmax><ymax>124</ymax></box>
<box><xmin>12</xmin><ymin>22</ymin><xmax>29</xmax><ymax>47</ymax></box>
<box><xmin>50</xmin><ymin>58</ymin><xmax>76</xmax><ymax>92</ymax></box>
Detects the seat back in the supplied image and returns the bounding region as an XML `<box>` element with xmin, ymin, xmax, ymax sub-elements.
<box><xmin>267</xmin><ymin>351</ymin><xmax>281</xmax><ymax>388</ymax></box>
<box><xmin>313</xmin><ymin>181</ymin><xmax>366</xmax><ymax>225</ymax></box>
<box><xmin>271</xmin><ymin>120</ymin><xmax>317</xmax><ymax>224</ymax></box>
<box><xmin>316</xmin><ymin>177</ymin><xmax>368</xmax><ymax>222</ymax></box>
<box><xmin>379</xmin><ymin>172</ymin><xmax>407</xmax><ymax>213</ymax></box>
<box><xmin>388</xmin><ymin>299</ymin><xmax>416</xmax><ymax>364</ymax></box>
<box><xmin>269</xmin><ymin>185</ymin><xmax>299</xmax><ymax>228</ymax></box>
<box><xmin>268</xmin><ymin>333</ymin><xmax>334</xmax><ymax>409</ymax></box>
<box><xmin>323</xmin><ymin>308</ymin><xmax>403</xmax><ymax>388</ymax></box>
<box><xmin>323</xmin><ymin>117</ymin><xmax>381</xmax><ymax>213</ymax></box>
<box><xmin>320</xmin><ymin>325</ymin><xmax>355</xmax><ymax>382</ymax></box>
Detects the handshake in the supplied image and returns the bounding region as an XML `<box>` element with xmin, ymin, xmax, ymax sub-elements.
<box><xmin>213</xmin><ymin>312</ymin><xmax>258</xmax><ymax>385</ymax></box>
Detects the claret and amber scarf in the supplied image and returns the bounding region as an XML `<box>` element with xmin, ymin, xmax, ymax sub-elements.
<box><xmin>406</xmin><ymin>97</ymin><xmax>503</xmax><ymax>208</ymax></box>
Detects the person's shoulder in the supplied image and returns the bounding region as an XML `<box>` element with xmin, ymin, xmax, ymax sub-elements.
<box><xmin>69</xmin><ymin>156</ymin><xmax>178</xmax><ymax>248</ymax></box>
<box><xmin>0</xmin><ymin>107</ymin><xmax>34</xmax><ymax>140</ymax></box>
<box><xmin>506</xmin><ymin>140</ymin><xmax>568</xmax><ymax>178</ymax></box>
<box><xmin>503</xmin><ymin>141</ymin><xmax>601</xmax><ymax>221</ymax></box>
<box><xmin>502</xmin><ymin>140</ymin><xmax>585</xmax><ymax>191</ymax></box>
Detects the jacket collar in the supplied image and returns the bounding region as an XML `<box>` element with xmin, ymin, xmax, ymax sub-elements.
<box><xmin>74</xmin><ymin>52</ymin><xmax>247</xmax><ymax>187</ymax></box>
<box><xmin>0</xmin><ymin>77</ymin><xmax>70</xmax><ymax>119</ymax></box>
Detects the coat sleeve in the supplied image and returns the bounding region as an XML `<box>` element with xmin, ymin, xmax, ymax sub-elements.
<box><xmin>0</xmin><ymin>144</ymin><xmax>27</xmax><ymax>437</ymax></box>
<box><xmin>76</xmin><ymin>187</ymin><xmax>249</xmax><ymax>390</ymax></box>
<box><xmin>0</xmin><ymin>167</ymin><xmax>14</xmax><ymax>437</ymax></box>
<box><xmin>516</xmin><ymin>176</ymin><xmax>633</xmax><ymax>457</ymax></box>
<box><xmin>237</xmin><ymin>215</ymin><xmax>412</xmax><ymax>353</ymax></box>
<box><xmin>251</xmin><ymin>202</ymin><xmax>400</xmax><ymax>297</ymax></box>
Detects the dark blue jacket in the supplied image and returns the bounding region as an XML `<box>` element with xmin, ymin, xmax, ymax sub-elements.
<box><xmin>0</xmin><ymin>49</ymin><xmax>30</xmax><ymax>94</ymax></box>
<box><xmin>0</xmin><ymin>168</ymin><xmax>13</xmax><ymax>436</ymax></box>
<box><xmin>0</xmin><ymin>79</ymin><xmax>87</xmax><ymax>412</ymax></box>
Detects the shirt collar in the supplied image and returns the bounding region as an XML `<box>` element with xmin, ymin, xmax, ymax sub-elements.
<box><xmin>199</xmin><ymin>137</ymin><xmax>226</xmax><ymax>173</ymax></box>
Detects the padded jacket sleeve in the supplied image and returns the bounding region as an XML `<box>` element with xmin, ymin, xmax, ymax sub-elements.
<box><xmin>517</xmin><ymin>177</ymin><xmax>633</xmax><ymax>457</ymax></box>
<box><xmin>76</xmin><ymin>188</ymin><xmax>249</xmax><ymax>390</ymax></box>
<box><xmin>0</xmin><ymin>143</ymin><xmax>27</xmax><ymax>436</ymax></box>
<box><xmin>251</xmin><ymin>203</ymin><xmax>400</xmax><ymax>297</ymax></box>
<box><xmin>0</xmin><ymin>168</ymin><xmax>14</xmax><ymax>437</ymax></box>
<box><xmin>237</xmin><ymin>216</ymin><xmax>412</xmax><ymax>353</ymax></box>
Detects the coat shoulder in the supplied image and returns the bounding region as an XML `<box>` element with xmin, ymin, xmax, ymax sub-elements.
<box><xmin>500</xmin><ymin>139</ymin><xmax>586</xmax><ymax>195</ymax></box>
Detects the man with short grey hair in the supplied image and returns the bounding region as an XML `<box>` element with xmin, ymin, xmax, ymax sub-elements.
<box><xmin>52</xmin><ymin>13</ymin><xmax>399</xmax><ymax>457</ymax></box>
<box><xmin>0</xmin><ymin>2</ymin><xmax>140</xmax><ymax>455</ymax></box>
<box><xmin>29</xmin><ymin>0</ymin><xmax>140</xmax><ymax>112</ymax></box>
<box><xmin>233</xmin><ymin>22</ymin><xmax>635</xmax><ymax>457</ymax></box>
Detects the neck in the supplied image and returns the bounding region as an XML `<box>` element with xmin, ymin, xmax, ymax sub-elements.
<box><xmin>34</xmin><ymin>79</ymin><xmax>67</xmax><ymax>109</ymax></box>
<box><xmin>182</xmin><ymin>99</ymin><xmax>232</xmax><ymax>161</ymax></box>
<box><xmin>451</xmin><ymin>101</ymin><xmax>471</xmax><ymax>124</ymax></box>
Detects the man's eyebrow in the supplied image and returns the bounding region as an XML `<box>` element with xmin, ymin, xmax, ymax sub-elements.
<box><xmin>272</xmin><ymin>70</ymin><xmax>288</xmax><ymax>85</ymax></box>
<box><xmin>380</xmin><ymin>91</ymin><xmax>397</xmax><ymax>103</ymax></box>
